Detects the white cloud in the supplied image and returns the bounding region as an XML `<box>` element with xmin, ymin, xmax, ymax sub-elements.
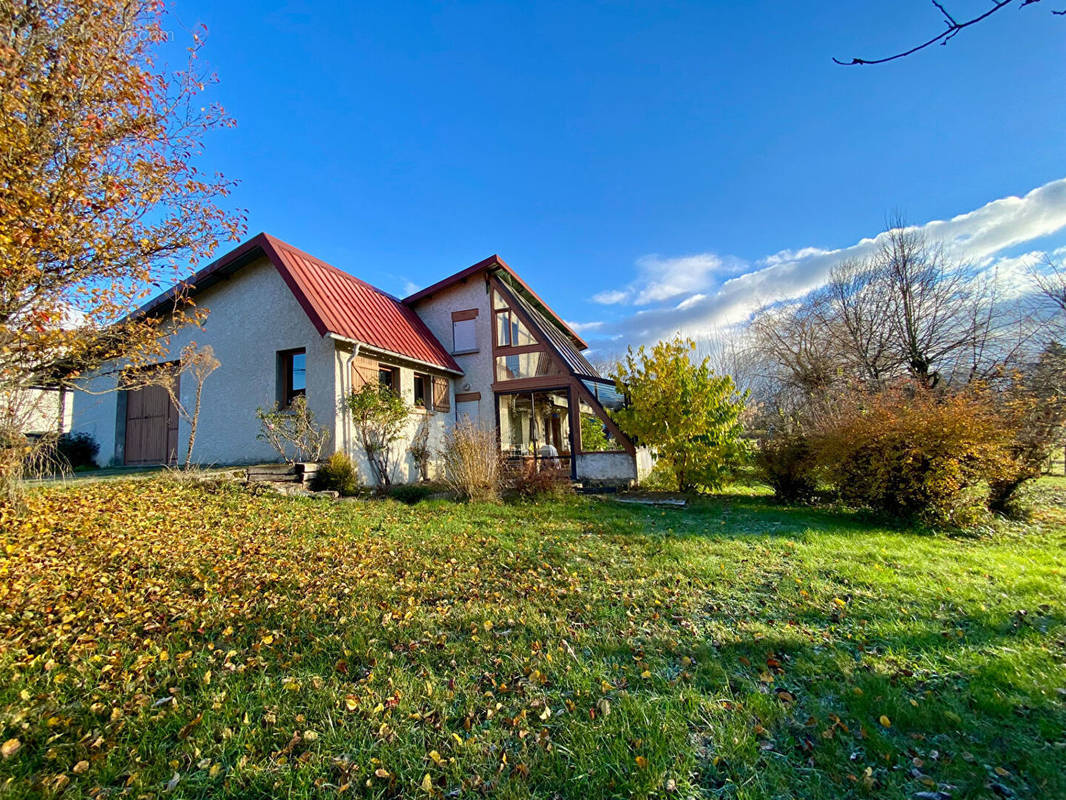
<box><xmin>978</xmin><ymin>250</ymin><xmax>1046</xmax><ymax>301</ymax></box>
<box><xmin>591</xmin><ymin>289</ymin><xmax>629</xmax><ymax>305</ymax></box>
<box><xmin>590</xmin><ymin>177</ymin><xmax>1066</xmax><ymax>346</ymax></box>
<box><xmin>592</xmin><ymin>252</ymin><xmax>745</xmax><ymax>306</ymax></box>
<box><xmin>567</xmin><ymin>320</ymin><xmax>605</xmax><ymax>334</ymax></box>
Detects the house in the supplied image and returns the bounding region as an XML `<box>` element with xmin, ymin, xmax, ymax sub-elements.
<box><xmin>70</xmin><ymin>233</ymin><xmax>649</xmax><ymax>486</ymax></box>
<box><xmin>7</xmin><ymin>386</ymin><xmax>72</xmax><ymax>439</ymax></box>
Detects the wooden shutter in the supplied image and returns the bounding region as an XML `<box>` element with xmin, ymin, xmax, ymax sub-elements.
<box><xmin>432</xmin><ymin>377</ymin><xmax>450</xmax><ymax>412</ymax></box>
<box><xmin>349</xmin><ymin>355</ymin><xmax>378</xmax><ymax>390</ymax></box>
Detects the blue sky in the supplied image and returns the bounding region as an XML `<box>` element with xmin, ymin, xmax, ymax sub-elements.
<box><xmin>175</xmin><ymin>0</ymin><xmax>1066</xmax><ymax>349</ymax></box>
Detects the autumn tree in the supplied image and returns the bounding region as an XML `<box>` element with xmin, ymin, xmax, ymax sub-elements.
<box><xmin>611</xmin><ymin>336</ymin><xmax>747</xmax><ymax>492</ymax></box>
<box><xmin>0</xmin><ymin>0</ymin><xmax>243</xmax><ymax>496</ymax></box>
<box><xmin>988</xmin><ymin>343</ymin><xmax>1066</xmax><ymax>511</ymax></box>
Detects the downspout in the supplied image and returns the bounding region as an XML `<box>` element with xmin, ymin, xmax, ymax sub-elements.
<box><xmin>343</xmin><ymin>342</ymin><xmax>361</xmax><ymax>457</ymax></box>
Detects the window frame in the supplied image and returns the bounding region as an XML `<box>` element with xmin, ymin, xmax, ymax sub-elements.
<box><xmin>451</xmin><ymin>309</ymin><xmax>479</xmax><ymax>354</ymax></box>
<box><xmin>413</xmin><ymin>372</ymin><xmax>429</xmax><ymax>408</ymax></box>
<box><xmin>378</xmin><ymin>365</ymin><xmax>399</xmax><ymax>394</ymax></box>
<box><xmin>278</xmin><ymin>348</ymin><xmax>307</xmax><ymax>409</ymax></box>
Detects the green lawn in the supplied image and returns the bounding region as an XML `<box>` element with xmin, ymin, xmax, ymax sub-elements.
<box><xmin>1</xmin><ymin>479</ymin><xmax>1064</xmax><ymax>799</ymax></box>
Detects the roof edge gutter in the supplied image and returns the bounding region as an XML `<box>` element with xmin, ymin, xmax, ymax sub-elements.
<box><xmin>325</xmin><ymin>334</ymin><xmax>464</xmax><ymax>376</ymax></box>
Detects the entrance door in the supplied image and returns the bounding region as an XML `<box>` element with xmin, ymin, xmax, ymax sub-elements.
<box><xmin>124</xmin><ymin>382</ymin><xmax>180</xmax><ymax>465</ymax></box>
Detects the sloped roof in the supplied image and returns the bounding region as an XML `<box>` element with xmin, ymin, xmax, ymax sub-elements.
<box><xmin>402</xmin><ymin>254</ymin><xmax>589</xmax><ymax>350</ymax></box>
<box><xmin>135</xmin><ymin>233</ymin><xmax>461</xmax><ymax>374</ymax></box>
<box><xmin>499</xmin><ymin>281</ymin><xmax>600</xmax><ymax>379</ymax></box>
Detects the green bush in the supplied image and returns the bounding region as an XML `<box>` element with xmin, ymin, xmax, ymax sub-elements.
<box><xmin>755</xmin><ymin>432</ymin><xmax>817</xmax><ymax>503</ymax></box>
<box><xmin>637</xmin><ymin>461</ymin><xmax>679</xmax><ymax>491</ymax></box>
<box><xmin>311</xmin><ymin>451</ymin><xmax>360</xmax><ymax>496</ymax></box>
<box><xmin>56</xmin><ymin>432</ymin><xmax>99</xmax><ymax>471</ymax></box>
<box><xmin>388</xmin><ymin>483</ymin><xmax>436</xmax><ymax>504</ymax></box>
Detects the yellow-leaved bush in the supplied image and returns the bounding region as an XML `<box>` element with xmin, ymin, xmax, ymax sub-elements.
<box><xmin>810</xmin><ymin>385</ymin><xmax>1013</xmax><ymax>527</ymax></box>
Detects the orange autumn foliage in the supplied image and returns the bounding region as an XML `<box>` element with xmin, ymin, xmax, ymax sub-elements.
<box><xmin>0</xmin><ymin>0</ymin><xmax>244</xmax><ymax>494</ymax></box>
<box><xmin>811</xmin><ymin>384</ymin><xmax>1014</xmax><ymax>526</ymax></box>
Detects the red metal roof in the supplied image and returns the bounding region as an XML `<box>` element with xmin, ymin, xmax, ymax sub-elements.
<box><xmin>402</xmin><ymin>254</ymin><xmax>589</xmax><ymax>350</ymax></box>
<box><xmin>137</xmin><ymin>233</ymin><xmax>462</xmax><ymax>374</ymax></box>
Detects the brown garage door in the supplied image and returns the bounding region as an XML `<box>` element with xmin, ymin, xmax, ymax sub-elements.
<box><xmin>125</xmin><ymin>382</ymin><xmax>180</xmax><ymax>465</ymax></box>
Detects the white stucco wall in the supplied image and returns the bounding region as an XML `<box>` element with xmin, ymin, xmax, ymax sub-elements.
<box><xmin>7</xmin><ymin>387</ymin><xmax>71</xmax><ymax>436</ymax></box>
<box><xmin>575</xmin><ymin>452</ymin><xmax>637</xmax><ymax>485</ymax></box>
<box><xmin>71</xmin><ymin>256</ymin><xmax>337</xmax><ymax>466</ymax></box>
<box><xmin>635</xmin><ymin>447</ymin><xmax>656</xmax><ymax>482</ymax></box>
<box><xmin>331</xmin><ymin>343</ymin><xmax>453</xmax><ymax>486</ymax></box>
<box><xmin>409</xmin><ymin>278</ymin><xmax>496</xmax><ymax>432</ymax></box>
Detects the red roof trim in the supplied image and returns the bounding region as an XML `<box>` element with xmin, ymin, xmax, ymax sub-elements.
<box><xmin>402</xmin><ymin>255</ymin><xmax>589</xmax><ymax>350</ymax></box>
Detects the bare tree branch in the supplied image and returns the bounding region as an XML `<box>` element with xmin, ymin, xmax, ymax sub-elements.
<box><xmin>834</xmin><ymin>0</ymin><xmax>1053</xmax><ymax>66</ymax></box>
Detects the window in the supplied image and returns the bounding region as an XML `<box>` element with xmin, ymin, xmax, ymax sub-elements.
<box><xmin>495</xmin><ymin>351</ymin><xmax>564</xmax><ymax>382</ymax></box>
<box><xmin>578</xmin><ymin>399</ymin><xmax>624</xmax><ymax>452</ymax></box>
<box><xmin>452</xmin><ymin>310</ymin><xmax>478</xmax><ymax>354</ymax></box>
<box><xmin>279</xmin><ymin>349</ymin><xmax>306</xmax><ymax>407</ymax></box>
<box><xmin>497</xmin><ymin>390</ymin><xmax>572</xmax><ymax>463</ymax></box>
<box><xmin>492</xmin><ymin>289</ymin><xmax>535</xmax><ymax>348</ymax></box>
<box><xmin>413</xmin><ymin>373</ymin><xmax>429</xmax><ymax>407</ymax></box>
<box><xmin>495</xmin><ymin>308</ymin><xmax>535</xmax><ymax>348</ymax></box>
<box><xmin>582</xmin><ymin>379</ymin><xmax>626</xmax><ymax>411</ymax></box>
<box><xmin>378</xmin><ymin>366</ymin><xmax>398</xmax><ymax>393</ymax></box>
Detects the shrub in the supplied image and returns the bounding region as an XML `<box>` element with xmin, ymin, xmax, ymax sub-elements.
<box><xmin>505</xmin><ymin>460</ymin><xmax>574</xmax><ymax>500</ymax></box>
<box><xmin>638</xmin><ymin>461</ymin><xmax>679</xmax><ymax>491</ymax></box>
<box><xmin>811</xmin><ymin>385</ymin><xmax>1011</xmax><ymax>527</ymax></box>
<box><xmin>388</xmin><ymin>483</ymin><xmax>436</xmax><ymax>504</ymax></box>
<box><xmin>440</xmin><ymin>421</ymin><xmax>500</xmax><ymax>502</ymax></box>
<box><xmin>256</xmin><ymin>396</ymin><xmax>329</xmax><ymax>464</ymax></box>
<box><xmin>311</xmin><ymin>451</ymin><xmax>360</xmax><ymax>496</ymax></box>
<box><xmin>346</xmin><ymin>384</ymin><xmax>410</xmax><ymax>488</ymax></box>
<box><xmin>611</xmin><ymin>336</ymin><xmax>747</xmax><ymax>492</ymax></box>
<box><xmin>56</xmin><ymin>432</ymin><xmax>99</xmax><ymax>471</ymax></box>
<box><xmin>755</xmin><ymin>431</ymin><xmax>818</xmax><ymax>503</ymax></box>
<box><xmin>986</xmin><ymin>349</ymin><xmax>1066</xmax><ymax>515</ymax></box>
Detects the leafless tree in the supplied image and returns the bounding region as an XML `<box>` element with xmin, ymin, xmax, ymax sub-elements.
<box><xmin>747</xmin><ymin>216</ymin><xmax>1041</xmax><ymax>405</ymax></box>
<box><xmin>749</xmin><ymin>292</ymin><xmax>841</xmax><ymax>403</ymax></box>
<box><xmin>835</xmin><ymin>0</ymin><xmax>1061</xmax><ymax>66</ymax></box>
<box><xmin>875</xmin><ymin>223</ymin><xmax>989</xmax><ymax>388</ymax></box>
<box><xmin>1030</xmin><ymin>256</ymin><xmax>1066</xmax><ymax>315</ymax></box>
<box><xmin>825</xmin><ymin>258</ymin><xmax>899</xmax><ymax>385</ymax></box>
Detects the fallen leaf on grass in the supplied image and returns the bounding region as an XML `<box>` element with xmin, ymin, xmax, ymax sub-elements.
<box><xmin>177</xmin><ymin>713</ymin><xmax>203</xmax><ymax>739</ymax></box>
<box><xmin>1</xmin><ymin>739</ymin><xmax>20</xmax><ymax>759</ymax></box>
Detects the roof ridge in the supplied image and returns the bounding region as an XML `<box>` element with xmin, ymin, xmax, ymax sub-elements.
<box><xmin>261</xmin><ymin>232</ymin><xmax>404</xmax><ymax>303</ymax></box>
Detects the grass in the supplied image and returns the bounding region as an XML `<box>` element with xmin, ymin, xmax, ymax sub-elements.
<box><xmin>0</xmin><ymin>478</ymin><xmax>1064</xmax><ymax>799</ymax></box>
